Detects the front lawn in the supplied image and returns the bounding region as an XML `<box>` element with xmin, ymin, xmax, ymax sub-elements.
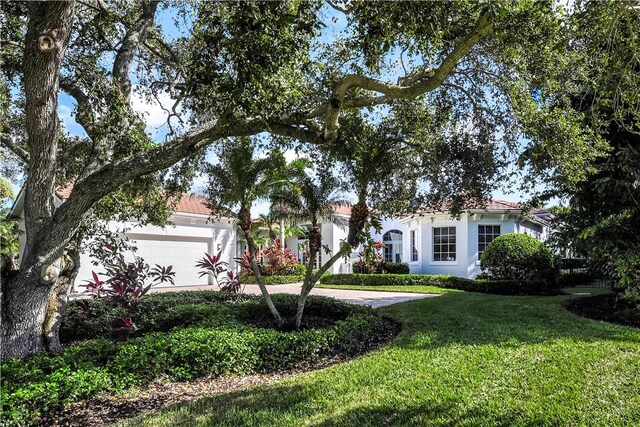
<box><xmin>317</xmin><ymin>284</ymin><xmax>458</xmax><ymax>294</ymax></box>
<box><xmin>122</xmin><ymin>292</ymin><xmax>640</xmax><ymax>426</ymax></box>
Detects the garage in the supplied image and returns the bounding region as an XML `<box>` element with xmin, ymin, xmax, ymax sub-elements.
<box><xmin>131</xmin><ymin>236</ymin><xmax>211</xmax><ymax>287</ymax></box>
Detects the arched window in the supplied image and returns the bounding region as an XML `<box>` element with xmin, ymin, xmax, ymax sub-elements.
<box><xmin>383</xmin><ymin>230</ymin><xmax>403</xmax><ymax>263</ymax></box>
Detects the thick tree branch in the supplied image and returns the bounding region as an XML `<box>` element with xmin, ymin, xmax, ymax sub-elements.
<box><xmin>59</xmin><ymin>76</ymin><xmax>97</xmax><ymax>136</ymax></box>
<box><xmin>320</xmin><ymin>10</ymin><xmax>495</xmax><ymax>142</ymax></box>
<box><xmin>1</xmin><ymin>134</ymin><xmax>30</xmax><ymax>163</ymax></box>
<box><xmin>112</xmin><ymin>1</ymin><xmax>158</xmax><ymax>100</ymax></box>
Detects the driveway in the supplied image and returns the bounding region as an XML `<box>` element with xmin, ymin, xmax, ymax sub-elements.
<box><xmin>242</xmin><ymin>283</ymin><xmax>438</xmax><ymax>308</ymax></box>
<box><xmin>147</xmin><ymin>283</ymin><xmax>438</xmax><ymax>308</ymax></box>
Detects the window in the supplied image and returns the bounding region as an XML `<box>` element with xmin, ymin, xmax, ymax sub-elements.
<box><xmin>478</xmin><ymin>225</ymin><xmax>500</xmax><ymax>256</ymax></box>
<box><xmin>433</xmin><ymin>227</ymin><xmax>456</xmax><ymax>261</ymax></box>
<box><xmin>411</xmin><ymin>229</ymin><xmax>418</xmax><ymax>262</ymax></box>
<box><xmin>382</xmin><ymin>230</ymin><xmax>403</xmax><ymax>263</ymax></box>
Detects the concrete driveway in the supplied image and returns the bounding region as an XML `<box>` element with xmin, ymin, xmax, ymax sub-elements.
<box><xmin>243</xmin><ymin>283</ymin><xmax>438</xmax><ymax>308</ymax></box>
<box><xmin>148</xmin><ymin>283</ymin><xmax>438</xmax><ymax>308</ymax></box>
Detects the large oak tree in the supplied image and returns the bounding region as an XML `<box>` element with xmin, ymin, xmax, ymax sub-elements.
<box><xmin>0</xmin><ymin>0</ymin><xmax>601</xmax><ymax>359</ymax></box>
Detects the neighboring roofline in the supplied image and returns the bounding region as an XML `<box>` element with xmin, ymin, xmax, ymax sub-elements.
<box><xmin>399</xmin><ymin>208</ymin><xmax>551</xmax><ymax>227</ymax></box>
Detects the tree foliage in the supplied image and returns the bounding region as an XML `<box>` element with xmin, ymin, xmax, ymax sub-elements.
<box><xmin>0</xmin><ymin>0</ymin><xmax>616</xmax><ymax>358</ymax></box>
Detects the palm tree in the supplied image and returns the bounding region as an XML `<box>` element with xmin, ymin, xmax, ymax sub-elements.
<box><xmin>290</xmin><ymin>171</ymin><xmax>351</xmax><ymax>328</ymax></box>
<box><xmin>205</xmin><ymin>137</ymin><xmax>286</xmax><ymax>326</ymax></box>
<box><xmin>257</xmin><ymin>212</ymin><xmax>279</xmax><ymax>242</ymax></box>
<box><xmin>267</xmin><ymin>156</ymin><xmax>309</xmax><ymax>249</ymax></box>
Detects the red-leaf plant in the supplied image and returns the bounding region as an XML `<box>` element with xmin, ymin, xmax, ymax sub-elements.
<box><xmin>196</xmin><ymin>250</ymin><xmax>245</xmax><ymax>302</ymax></box>
<box><xmin>259</xmin><ymin>240</ymin><xmax>301</xmax><ymax>276</ymax></box>
<box><xmin>83</xmin><ymin>238</ymin><xmax>175</xmax><ymax>338</ymax></box>
<box><xmin>356</xmin><ymin>239</ymin><xmax>386</xmax><ymax>274</ymax></box>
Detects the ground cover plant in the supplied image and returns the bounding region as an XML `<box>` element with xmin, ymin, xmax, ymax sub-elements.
<box><xmin>120</xmin><ymin>292</ymin><xmax>640</xmax><ymax>427</ymax></box>
<box><xmin>1</xmin><ymin>291</ymin><xmax>398</xmax><ymax>426</ymax></box>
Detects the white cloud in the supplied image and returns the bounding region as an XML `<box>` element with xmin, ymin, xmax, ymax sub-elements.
<box><xmin>130</xmin><ymin>89</ymin><xmax>189</xmax><ymax>139</ymax></box>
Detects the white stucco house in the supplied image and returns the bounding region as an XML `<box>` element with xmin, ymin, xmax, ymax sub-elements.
<box><xmin>370</xmin><ymin>200</ymin><xmax>552</xmax><ymax>278</ymax></box>
<box><xmin>10</xmin><ymin>188</ymin><xmax>552</xmax><ymax>288</ymax></box>
<box><xmin>10</xmin><ymin>189</ymin><xmax>237</xmax><ymax>292</ymax></box>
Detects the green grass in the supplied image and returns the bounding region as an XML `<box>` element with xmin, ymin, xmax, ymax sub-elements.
<box><xmin>316</xmin><ymin>284</ymin><xmax>459</xmax><ymax>294</ymax></box>
<box><xmin>119</xmin><ymin>293</ymin><xmax>640</xmax><ymax>426</ymax></box>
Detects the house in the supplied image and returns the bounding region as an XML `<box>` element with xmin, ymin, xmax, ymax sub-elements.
<box><xmin>371</xmin><ymin>200</ymin><xmax>552</xmax><ymax>279</ymax></box>
<box><xmin>9</xmin><ymin>189</ymin><xmax>237</xmax><ymax>292</ymax></box>
<box><xmin>10</xmin><ymin>189</ymin><xmax>552</xmax><ymax>288</ymax></box>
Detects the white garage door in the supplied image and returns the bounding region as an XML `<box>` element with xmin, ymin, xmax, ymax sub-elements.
<box><xmin>133</xmin><ymin>237</ymin><xmax>210</xmax><ymax>287</ymax></box>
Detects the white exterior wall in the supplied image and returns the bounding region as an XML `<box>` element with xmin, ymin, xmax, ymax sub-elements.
<box><xmin>401</xmin><ymin>211</ymin><xmax>551</xmax><ymax>279</ymax></box>
<box><xmin>466</xmin><ymin>213</ymin><xmax>519</xmax><ymax>278</ymax></box>
<box><xmin>75</xmin><ymin>214</ymin><xmax>236</xmax><ymax>293</ymax></box>
<box><xmin>330</xmin><ymin>221</ymin><xmax>350</xmax><ymax>274</ymax></box>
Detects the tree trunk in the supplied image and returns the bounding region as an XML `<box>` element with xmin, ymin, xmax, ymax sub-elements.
<box><xmin>279</xmin><ymin>217</ymin><xmax>285</xmax><ymax>251</ymax></box>
<box><xmin>245</xmin><ymin>234</ymin><xmax>284</xmax><ymax>327</ymax></box>
<box><xmin>1</xmin><ymin>268</ymin><xmax>53</xmax><ymax>359</ymax></box>
<box><xmin>43</xmin><ymin>247</ymin><xmax>80</xmax><ymax>354</ymax></box>
<box><xmin>1</xmin><ymin>3</ymin><xmax>76</xmax><ymax>360</ymax></box>
<box><xmin>294</xmin><ymin>236</ymin><xmax>352</xmax><ymax>329</ymax></box>
<box><xmin>294</xmin><ymin>249</ymin><xmax>317</xmax><ymax>329</ymax></box>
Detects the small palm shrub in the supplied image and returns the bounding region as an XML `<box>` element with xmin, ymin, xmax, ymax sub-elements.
<box><xmin>480</xmin><ymin>233</ymin><xmax>556</xmax><ymax>282</ymax></box>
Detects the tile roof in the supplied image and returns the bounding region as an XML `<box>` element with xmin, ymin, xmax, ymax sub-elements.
<box><xmin>55</xmin><ymin>183</ymin><xmax>74</xmax><ymax>199</ymax></box>
<box><xmin>333</xmin><ymin>204</ymin><xmax>352</xmax><ymax>216</ymax></box>
<box><xmin>55</xmin><ymin>184</ymin><xmax>215</xmax><ymax>216</ymax></box>
<box><xmin>414</xmin><ymin>198</ymin><xmax>551</xmax><ymax>222</ymax></box>
<box><xmin>173</xmin><ymin>193</ymin><xmax>213</xmax><ymax>215</ymax></box>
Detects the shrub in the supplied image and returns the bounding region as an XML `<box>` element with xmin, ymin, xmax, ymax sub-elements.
<box><xmin>352</xmin><ymin>262</ymin><xmax>410</xmax><ymax>274</ymax></box>
<box><xmin>2</xmin><ymin>292</ymin><xmax>398</xmax><ymax>426</ymax></box>
<box><xmin>319</xmin><ymin>273</ymin><xmax>553</xmax><ymax>295</ymax></box>
<box><xmin>480</xmin><ymin>233</ymin><xmax>556</xmax><ymax>282</ymax></box>
<box><xmin>238</xmin><ymin>274</ymin><xmax>304</xmax><ymax>285</ymax></box>
<box><xmin>61</xmin><ymin>291</ymin><xmax>246</xmax><ymax>342</ymax></box>
<box><xmin>382</xmin><ymin>262</ymin><xmax>410</xmax><ymax>274</ymax></box>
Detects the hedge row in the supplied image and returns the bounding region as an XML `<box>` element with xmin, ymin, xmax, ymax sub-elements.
<box><xmin>353</xmin><ymin>262</ymin><xmax>410</xmax><ymax>274</ymax></box>
<box><xmin>319</xmin><ymin>273</ymin><xmax>553</xmax><ymax>295</ymax></box>
<box><xmin>238</xmin><ymin>274</ymin><xmax>304</xmax><ymax>285</ymax></box>
<box><xmin>3</xmin><ymin>293</ymin><xmax>398</xmax><ymax>426</ymax></box>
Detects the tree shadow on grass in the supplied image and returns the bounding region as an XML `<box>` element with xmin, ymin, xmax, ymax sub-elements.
<box><xmin>125</xmin><ymin>292</ymin><xmax>640</xmax><ymax>427</ymax></box>
<box><xmin>383</xmin><ymin>292</ymin><xmax>640</xmax><ymax>351</ymax></box>
<box><xmin>128</xmin><ymin>379</ymin><xmax>525</xmax><ymax>427</ymax></box>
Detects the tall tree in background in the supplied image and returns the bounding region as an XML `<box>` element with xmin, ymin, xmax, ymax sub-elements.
<box><xmin>0</xmin><ymin>0</ymin><xmax>604</xmax><ymax>358</ymax></box>
<box><xmin>550</xmin><ymin>2</ymin><xmax>640</xmax><ymax>297</ymax></box>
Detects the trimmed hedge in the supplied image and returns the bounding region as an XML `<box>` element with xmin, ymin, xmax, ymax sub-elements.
<box><xmin>238</xmin><ymin>274</ymin><xmax>304</xmax><ymax>285</ymax></box>
<box><xmin>319</xmin><ymin>273</ymin><xmax>552</xmax><ymax>295</ymax></box>
<box><xmin>353</xmin><ymin>262</ymin><xmax>410</xmax><ymax>274</ymax></box>
<box><xmin>2</xmin><ymin>292</ymin><xmax>398</xmax><ymax>426</ymax></box>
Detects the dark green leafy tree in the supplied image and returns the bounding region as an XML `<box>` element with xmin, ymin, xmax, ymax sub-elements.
<box><xmin>0</xmin><ymin>0</ymin><xmax>608</xmax><ymax>358</ymax></box>
<box><xmin>548</xmin><ymin>2</ymin><xmax>640</xmax><ymax>299</ymax></box>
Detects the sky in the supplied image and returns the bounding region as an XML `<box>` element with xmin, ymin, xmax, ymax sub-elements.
<box><xmin>7</xmin><ymin>3</ymin><xmax>545</xmax><ymax>215</ymax></box>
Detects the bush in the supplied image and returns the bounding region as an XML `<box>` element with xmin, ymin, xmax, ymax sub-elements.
<box><xmin>383</xmin><ymin>262</ymin><xmax>410</xmax><ymax>274</ymax></box>
<box><xmin>2</xmin><ymin>292</ymin><xmax>398</xmax><ymax>426</ymax></box>
<box><xmin>480</xmin><ymin>233</ymin><xmax>556</xmax><ymax>282</ymax></box>
<box><xmin>319</xmin><ymin>273</ymin><xmax>553</xmax><ymax>295</ymax></box>
<box><xmin>352</xmin><ymin>262</ymin><xmax>410</xmax><ymax>274</ymax></box>
<box><xmin>238</xmin><ymin>274</ymin><xmax>304</xmax><ymax>285</ymax></box>
<box><xmin>61</xmin><ymin>291</ymin><xmax>243</xmax><ymax>342</ymax></box>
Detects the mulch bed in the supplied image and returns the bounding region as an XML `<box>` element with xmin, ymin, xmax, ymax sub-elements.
<box><xmin>565</xmin><ymin>293</ymin><xmax>640</xmax><ymax>328</ymax></box>
<box><xmin>39</xmin><ymin>357</ymin><xmax>346</xmax><ymax>427</ymax></box>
